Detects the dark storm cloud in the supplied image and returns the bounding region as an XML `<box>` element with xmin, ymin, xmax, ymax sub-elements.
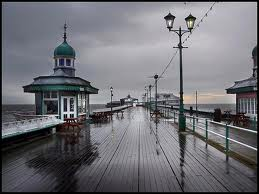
<box><xmin>2</xmin><ymin>2</ymin><xmax>257</xmax><ymax>104</ymax></box>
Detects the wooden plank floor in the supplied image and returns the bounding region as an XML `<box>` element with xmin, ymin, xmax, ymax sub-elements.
<box><xmin>1</xmin><ymin>107</ymin><xmax>257</xmax><ymax>192</ymax></box>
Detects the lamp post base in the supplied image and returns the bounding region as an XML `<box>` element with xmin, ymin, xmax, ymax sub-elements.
<box><xmin>178</xmin><ymin>115</ymin><xmax>186</xmax><ymax>131</ymax></box>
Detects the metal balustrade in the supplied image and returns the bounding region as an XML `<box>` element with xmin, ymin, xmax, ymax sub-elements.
<box><xmin>2</xmin><ymin>116</ymin><xmax>64</xmax><ymax>139</ymax></box>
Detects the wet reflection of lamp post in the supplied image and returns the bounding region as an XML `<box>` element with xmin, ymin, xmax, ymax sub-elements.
<box><xmin>110</xmin><ymin>87</ymin><xmax>113</xmax><ymax>117</ymax></box>
<box><xmin>178</xmin><ymin>132</ymin><xmax>186</xmax><ymax>189</ymax></box>
<box><xmin>164</xmin><ymin>12</ymin><xmax>196</xmax><ymax>131</ymax></box>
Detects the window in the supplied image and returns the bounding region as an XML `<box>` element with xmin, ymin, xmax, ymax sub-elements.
<box><xmin>241</xmin><ymin>98</ymin><xmax>243</xmax><ymax>113</ymax></box>
<box><xmin>255</xmin><ymin>98</ymin><xmax>257</xmax><ymax>114</ymax></box>
<box><xmin>247</xmin><ymin>98</ymin><xmax>251</xmax><ymax>113</ymax></box>
<box><xmin>244</xmin><ymin>98</ymin><xmax>247</xmax><ymax>113</ymax></box>
<box><xmin>59</xmin><ymin>58</ymin><xmax>64</xmax><ymax>66</ymax></box>
<box><xmin>55</xmin><ymin>59</ymin><xmax>57</xmax><ymax>67</ymax></box>
<box><xmin>78</xmin><ymin>93</ymin><xmax>88</xmax><ymax>114</ymax></box>
<box><xmin>70</xmin><ymin>98</ymin><xmax>74</xmax><ymax>111</ymax></box>
<box><xmin>78</xmin><ymin>93</ymin><xmax>84</xmax><ymax>113</ymax></box>
<box><xmin>254</xmin><ymin>98</ymin><xmax>255</xmax><ymax>114</ymax></box>
<box><xmin>44</xmin><ymin>100</ymin><xmax>58</xmax><ymax>114</ymax></box>
<box><xmin>66</xmin><ymin>59</ymin><xmax>71</xmax><ymax>66</ymax></box>
<box><xmin>51</xmin><ymin>91</ymin><xmax>57</xmax><ymax>98</ymax></box>
<box><xmin>241</xmin><ymin>98</ymin><xmax>243</xmax><ymax>112</ymax></box>
<box><xmin>44</xmin><ymin>91</ymin><xmax>58</xmax><ymax>100</ymax></box>
<box><xmin>43</xmin><ymin>91</ymin><xmax>58</xmax><ymax>115</ymax></box>
<box><xmin>44</xmin><ymin>92</ymin><xmax>50</xmax><ymax>99</ymax></box>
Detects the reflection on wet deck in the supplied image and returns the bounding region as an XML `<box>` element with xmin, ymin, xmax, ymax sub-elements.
<box><xmin>2</xmin><ymin>107</ymin><xmax>257</xmax><ymax>192</ymax></box>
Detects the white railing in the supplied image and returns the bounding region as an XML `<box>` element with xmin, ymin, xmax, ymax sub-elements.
<box><xmin>2</xmin><ymin>116</ymin><xmax>64</xmax><ymax>138</ymax></box>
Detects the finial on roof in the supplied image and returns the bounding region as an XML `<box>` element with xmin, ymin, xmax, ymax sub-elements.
<box><xmin>63</xmin><ymin>21</ymin><xmax>67</xmax><ymax>42</ymax></box>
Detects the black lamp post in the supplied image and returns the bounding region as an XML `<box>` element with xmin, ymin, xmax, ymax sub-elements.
<box><xmin>154</xmin><ymin>74</ymin><xmax>158</xmax><ymax>114</ymax></box>
<box><xmin>110</xmin><ymin>86</ymin><xmax>113</xmax><ymax>115</ymax></box>
<box><xmin>164</xmin><ymin>12</ymin><xmax>196</xmax><ymax>131</ymax></box>
<box><xmin>149</xmin><ymin>84</ymin><xmax>152</xmax><ymax>111</ymax></box>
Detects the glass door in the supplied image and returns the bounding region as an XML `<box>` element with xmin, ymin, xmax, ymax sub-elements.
<box><xmin>61</xmin><ymin>96</ymin><xmax>77</xmax><ymax>120</ymax></box>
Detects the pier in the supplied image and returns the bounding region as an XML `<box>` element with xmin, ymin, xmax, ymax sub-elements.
<box><xmin>2</xmin><ymin>107</ymin><xmax>257</xmax><ymax>192</ymax></box>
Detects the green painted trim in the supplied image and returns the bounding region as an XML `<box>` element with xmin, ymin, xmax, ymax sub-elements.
<box><xmin>226</xmin><ymin>86</ymin><xmax>257</xmax><ymax>94</ymax></box>
<box><xmin>24</xmin><ymin>84</ymin><xmax>98</xmax><ymax>94</ymax></box>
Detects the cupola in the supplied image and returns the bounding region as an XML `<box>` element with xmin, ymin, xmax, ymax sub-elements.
<box><xmin>53</xmin><ymin>23</ymin><xmax>76</xmax><ymax>77</ymax></box>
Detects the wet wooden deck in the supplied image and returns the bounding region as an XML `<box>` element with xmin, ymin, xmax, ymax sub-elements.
<box><xmin>2</xmin><ymin>107</ymin><xmax>257</xmax><ymax>192</ymax></box>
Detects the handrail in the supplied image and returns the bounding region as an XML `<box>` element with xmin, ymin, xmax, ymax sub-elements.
<box><xmin>185</xmin><ymin>114</ymin><xmax>257</xmax><ymax>155</ymax></box>
<box><xmin>171</xmin><ymin>110</ymin><xmax>257</xmax><ymax>158</ymax></box>
<box><xmin>209</xmin><ymin>120</ymin><xmax>257</xmax><ymax>134</ymax></box>
<box><xmin>227</xmin><ymin>124</ymin><xmax>257</xmax><ymax>134</ymax></box>
<box><xmin>228</xmin><ymin>137</ymin><xmax>257</xmax><ymax>151</ymax></box>
<box><xmin>187</xmin><ymin>118</ymin><xmax>257</xmax><ymax>151</ymax></box>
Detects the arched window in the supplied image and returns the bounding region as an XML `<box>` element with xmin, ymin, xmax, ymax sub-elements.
<box><xmin>59</xmin><ymin>58</ymin><xmax>64</xmax><ymax>66</ymax></box>
<box><xmin>66</xmin><ymin>59</ymin><xmax>71</xmax><ymax>66</ymax></box>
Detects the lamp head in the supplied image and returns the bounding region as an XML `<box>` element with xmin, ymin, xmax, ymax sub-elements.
<box><xmin>185</xmin><ymin>13</ymin><xmax>196</xmax><ymax>32</ymax></box>
<box><xmin>164</xmin><ymin>12</ymin><xmax>175</xmax><ymax>31</ymax></box>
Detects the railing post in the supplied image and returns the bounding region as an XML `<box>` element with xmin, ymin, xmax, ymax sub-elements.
<box><xmin>205</xmin><ymin>119</ymin><xmax>208</xmax><ymax>142</ymax></box>
<box><xmin>192</xmin><ymin>116</ymin><xmax>195</xmax><ymax>132</ymax></box>
<box><xmin>225</xmin><ymin>124</ymin><xmax>229</xmax><ymax>161</ymax></box>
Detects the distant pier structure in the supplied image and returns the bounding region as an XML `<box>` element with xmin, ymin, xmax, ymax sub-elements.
<box><xmin>120</xmin><ymin>94</ymin><xmax>138</xmax><ymax>106</ymax></box>
<box><xmin>106</xmin><ymin>94</ymin><xmax>138</xmax><ymax>108</ymax></box>
<box><xmin>156</xmin><ymin>93</ymin><xmax>179</xmax><ymax>106</ymax></box>
<box><xmin>23</xmin><ymin>23</ymin><xmax>98</xmax><ymax>120</ymax></box>
<box><xmin>226</xmin><ymin>45</ymin><xmax>257</xmax><ymax>118</ymax></box>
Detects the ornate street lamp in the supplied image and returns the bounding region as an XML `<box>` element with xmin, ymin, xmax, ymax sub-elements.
<box><xmin>154</xmin><ymin>74</ymin><xmax>159</xmax><ymax>114</ymax></box>
<box><xmin>144</xmin><ymin>86</ymin><xmax>147</xmax><ymax>108</ymax></box>
<box><xmin>110</xmin><ymin>86</ymin><xmax>113</xmax><ymax>116</ymax></box>
<box><xmin>164</xmin><ymin>12</ymin><xmax>196</xmax><ymax>131</ymax></box>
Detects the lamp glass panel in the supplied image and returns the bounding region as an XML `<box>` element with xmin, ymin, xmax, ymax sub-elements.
<box><xmin>186</xmin><ymin>19</ymin><xmax>194</xmax><ymax>29</ymax></box>
<box><xmin>166</xmin><ymin>20</ymin><xmax>173</xmax><ymax>28</ymax></box>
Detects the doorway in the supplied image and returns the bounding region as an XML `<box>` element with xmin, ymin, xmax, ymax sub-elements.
<box><xmin>61</xmin><ymin>96</ymin><xmax>77</xmax><ymax>120</ymax></box>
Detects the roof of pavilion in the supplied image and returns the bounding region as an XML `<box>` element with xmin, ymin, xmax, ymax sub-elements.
<box><xmin>226</xmin><ymin>76</ymin><xmax>257</xmax><ymax>94</ymax></box>
<box><xmin>23</xmin><ymin>70</ymin><xmax>98</xmax><ymax>94</ymax></box>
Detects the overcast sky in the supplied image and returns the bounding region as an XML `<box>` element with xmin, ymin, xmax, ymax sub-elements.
<box><xmin>2</xmin><ymin>2</ymin><xmax>257</xmax><ymax>104</ymax></box>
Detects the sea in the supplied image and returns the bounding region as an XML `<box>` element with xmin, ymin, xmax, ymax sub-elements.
<box><xmin>2</xmin><ymin>104</ymin><xmax>106</xmax><ymax>123</ymax></box>
<box><xmin>2</xmin><ymin>104</ymin><xmax>236</xmax><ymax>123</ymax></box>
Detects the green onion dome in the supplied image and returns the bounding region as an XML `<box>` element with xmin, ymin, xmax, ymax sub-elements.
<box><xmin>252</xmin><ymin>45</ymin><xmax>257</xmax><ymax>58</ymax></box>
<box><xmin>54</xmin><ymin>41</ymin><xmax>75</xmax><ymax>58</ymax></box>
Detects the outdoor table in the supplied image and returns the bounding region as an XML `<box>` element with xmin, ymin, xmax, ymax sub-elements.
<box><xmin>63</xmin><ymin>118</ymin><xmax>81</xmax><ymax>131</ymax></box>
<box><xmin>224</xmin><ymin>110</ymin><xmax>232</xmax><ymax>124</ymax></box>
<box><xmin>233</xmin><ymin>112</ymin><xmax>249</xmax><ymax>127</ymax></box>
